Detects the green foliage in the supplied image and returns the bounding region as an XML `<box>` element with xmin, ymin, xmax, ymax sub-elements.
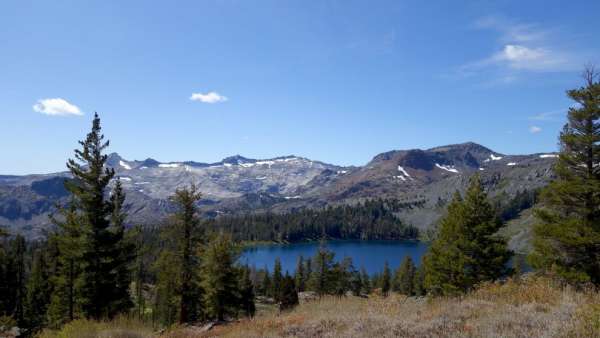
<box><xmin>47</xmin><ymin>201</ymin><xmax>83</xmax><ymax>327</ymax></box>
<box><xmin>279</xmin><ymin>273</ymin><xmax>299</xmax><ymax>311</ymax></box>
<box><xmin>381</xmin><ymin>261</ymin><xmax>391</xmax><ymax>297</ymax></box>
<box><xmin>424</xmin><ymin>174</ymin><xmax>512</xmax><ymax>296</ymax></box>
<box><xmin>238</xmin><ymin>266</ymin><xmax>256</xmax><ymax>317</ymax></box>
<box><xmin>360</xmin><ymin>267</ymin><xmax>371</xmax><ymax>295</ymax></box>
<box><xmin>294</xmin><ymin>255</ymin><xmax>306</xmax><ymax>292</ymax></box>
<box><xmin>25</xmin><ymin>249</ymin><xmax>51</xmax><ymax>331</ymax></box>
<box><xmin>154</xmin><ymin>184</ymin><xmax>203</xmax><ymax>325</ymax></box>
<box><xmin>271</xmin><ymin>258</ymin><xmax>283</xmax><ymax>302</ymax></box>
<box><xmin>52</xmin><ymin>113</ymin><xmax>134</xmax><ymax>320</ymax></box>
<box><xmin>529</xmin><ymin>68</ymin><xmax>600</xmax><ymax>286</ymax></box>
<box><xmin>206</xmin><ymin>198</ymin><xmax>419</xmax><ymax>242</ymax></box>
<box><xmin>200</xmin><ymin>233</ymin><xmax>241</xmax><ymax>321</ymax></box>
<box><xmin>393</xmin><ymin>256</ymin><xmax>416</xmax><ymax>295</ymax></box>
<box><xmin>413</xmin><ymin>264</ymin><xmax>426</xmax><ymax>296</ymax></box>
<box><xmin>307</xmin><ymin>243</ymin><xmax>336</xmax><ymax>296</ymax></box>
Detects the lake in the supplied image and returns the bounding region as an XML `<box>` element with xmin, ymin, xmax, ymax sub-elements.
<box><xmin>240</xmin><ymin>240</ymin><xmax>429</xmax><ymax>275</ymax></box>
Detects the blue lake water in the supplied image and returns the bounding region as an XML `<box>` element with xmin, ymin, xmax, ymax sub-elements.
<box><xmin>240</xmin><ymin>240</ymin><xmax>429</xmax><ymax>275</ymax></box>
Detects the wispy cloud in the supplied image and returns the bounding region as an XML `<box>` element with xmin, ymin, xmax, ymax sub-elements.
<box><xmin>190</xmin><ymin>91</ymin><xmax>228</xmax><ymax>104</ymax></box>
<box><xmin>33</xmin><ymin>98</ymin><xmax>83</xmax><ymax>116</ymax></box>
<box><xmin>529</xmin><ymin>126</ymin><xmax>542</xmax><ymax>134</ymax></box>
<box><xmin>458</xmin><ymin>16</ymin><xmax>582</xmax><ymax>83</ymax></box>
<box><xmin>528</xmin><ymin>109</ymin><xmax>564</xmax><ymax>121</ymax></box>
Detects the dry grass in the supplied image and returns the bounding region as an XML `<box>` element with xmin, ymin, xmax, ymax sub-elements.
<box><xmin>37</xmin><ymin>316</ymin><xmax>156</xmax><ymax>338</ymax></box>
<box><xmin>177</xmin><ymin>275</ymin><xmax>600</xmax><ymax>338</ymax></box>
<box><xmin>37</xmin><ymin>276</ymin><xmax>600</xmax><ymax>337</ymax></box>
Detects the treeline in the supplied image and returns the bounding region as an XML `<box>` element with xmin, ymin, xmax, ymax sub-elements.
<box><xmin>0</xmin><ymin>115</ymin><xmax>257</xmax><ymax>335</ymax></box>
<box><xmin>248</xmin><ymin>245</ymin><xmax>425</xmax><ymax>310</ymax></box>
<box><xmin>206</xmin><ymin>199</ymin><xmax>420</xmax><ymax>243</ymax></box>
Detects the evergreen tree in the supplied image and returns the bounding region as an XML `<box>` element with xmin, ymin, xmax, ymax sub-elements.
<box><xmin>0</xmin><ymin>230</ymin><xmax>9</xmax><ymax>317</ymax></box>
<box><xmin>47</xmin><ymin>201</ymin><xmax>83</xmax><ymax>327</ymax></box>
<box><xmin>413</xmin><ymin>264</ymin><xmax>426</xmax><ymax>296</ymax></box>
<box><xmin>25</xmin><ymin>249</ymin><xmax>51</xmax><ymax>332</ymax></box>
<box><xmin>529</xmin><ymin>67</ymin><xmax>600</xmax><ymax>285</ymax></box>
<box><xmin>393</xmin><ymin>256</ymin><xmax>416</xmax><ymax>295</ymax></box>
<box><xmin>271</xmin><ymin>258</ymin><xmax>283</xmax><ymax>302</ymax></box>
<box><xmin>154</xmin><ymin>250</ymin><xmax>179</xmax><ymax>326</ymax></box>
<box><xmin>349</xmin><ymin>268</ymin><xmax>363</xmax><ymax>296</ymax></box>
<box><xmin>132</xmin><ymin>225</ymin><xmax>147</xmax><ymax>320</ymax></box>
<box><xmin>279</xmin><ymin>273</ymin><xmax>299</xmax><ymax>311</ymax></box>
<box><xmin>238</xmin><ymin>266</ymin><xmax>256</xmax><ymax>317</ymax></box>
<box><xmin>424</xmin><ymin>175</ymin><xmax>512</xmax><ymax>296</ymax></box>
<box><xmin>260</xmin><ymin>268</ymin><xmax>272</xmax><ymax>297</ymax></box>
<box><xmin>200</xmin><ymin>233</ymin><xmax>240</xmax><ymax>321</ymax></box>
<box><xmin>108</xmin><ymin>179</ymin><xmax>135</xmax><ymax>315</ymax></box>
<box><xmin>174</xmin><ymin>184</ymin><xmax>203</xmax><ymax>323</ymax></box>
<box><xmin>6</xmin><ymin>236</ymin><xmax>26</xmax><ymax>327</ymax></box>
<box><xmin>294</xmin><ymin>255</ymin><xmax>306</xmax><ymax>292</ymax></box>
<box><xmin>62</xmin><ymin>113</ymin><xmax>133</xmax><ymax>319</ymax></box>
<box><xmin>155</xmin><ymin>184</ymin><xmax>203</xmax><ymax>324</ymax></box>
<box><xmin>307</xmin><ymin>243</ymin><xmax>335</xmax><ymax>296</ymax></box>
<box><xmin>381</xmin><ymin>261</ymin><xmax>391</xmax><ymax>297</ymax></box>
<box><xmin>360</xmin><ymin>267</ymin><xmax>371</xmax><ymax>295</ymax></box>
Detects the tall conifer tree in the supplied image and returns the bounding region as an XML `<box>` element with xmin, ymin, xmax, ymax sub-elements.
<box><xmin>200</xmin><ymin>233</ymin><xmax>240</xmax><ymax>321</ymax></box>
<box><xmin>424</xmin><ymin>175</ymin><xmax>511</xmax><ymax>295</ymax></box>
<box><xmin>155</xmin><ymin>184</ymin><xmax>203</xmax><ymax>324</ymax></box>
<box><xmin>530</xmin><ymin>67</ymin><xmax>600</xmax><ymax>285</ymax></box>
<box><xmin>62</xmin><ymin>113</ymin><xmax>133</xmax><ymax>319</ymax></box>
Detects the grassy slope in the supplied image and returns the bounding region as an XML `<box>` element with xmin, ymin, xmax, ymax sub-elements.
<box><xmin>37</xmin><ymin>276</ymin><xmax>600</xmax><ymax>338</ymax></box>
<box><xmin>176</xmin><ymin>276</ymin><xmax>599</xmax><ymax>338</ymax></box>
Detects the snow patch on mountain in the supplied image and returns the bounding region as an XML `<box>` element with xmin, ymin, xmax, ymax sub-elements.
<box><xmin>540</xmin><ymin>154</ymin><xmax>558</xmax><ymax>158</ymax></box>
<box><xmin>159</xmin><ymin>163</ymin><xmax>180</xmax><ymax>168</ymax></box>
<box><xmin>119</xmin><ymin>160</ymin><xmax>132</xmax><ymax>170</ymax></box>
<box><xmin>435</xmin><ymin>163</ymin><xmax>459</xmax><ymax>173</ymax></box>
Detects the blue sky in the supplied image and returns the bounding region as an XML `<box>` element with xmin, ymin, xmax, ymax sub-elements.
<box><xmin>1</xmin><ymin>0</ymin><xmax>599</xmax><ymax>174</ymax></box>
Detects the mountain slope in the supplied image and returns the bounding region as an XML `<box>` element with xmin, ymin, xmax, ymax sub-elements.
<box><xmin>0</xmin><ymin>142</ymin><xmax>557</xmax><ymax>241</ymax></box>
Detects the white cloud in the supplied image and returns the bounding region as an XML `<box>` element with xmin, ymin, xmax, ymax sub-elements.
<box><xmin>491</xmin><ymin>44</ymin><xmax>568</xmax><ymax>71</ymax></box>
<box><xmin>458</xmin><ymin>17</ymin><xmax>580</xmax><ymax>82</ymax></box>
<box><xmin>33</xmin><ymin>98</ymin><xmax>83</xmax><ymax>116</ymax></box>
<box><xmin>529</xmin><ymin>126</ymin><xmax>542</xmax><ymax>134</ymax></box>
<box><xmin>190</xmin><ymin>91</ymin><xmax>228</xmax><ymax>104</ymax></box>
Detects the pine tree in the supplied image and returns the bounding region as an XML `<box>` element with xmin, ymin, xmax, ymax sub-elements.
<box><xmin>47</xmin><ymin>200</ymin><xmax>83</xmax><ymax>326</ymax></box>
<box><xmin>200</xmin><ymin>233</ymin><xmax>240</xmax><ymax>321</ymax></box>
<box><xmin>424</xmin><ymin>175</ymin><xmax>512</xmax><ymax>296</ymax></box>
<box><xmin>155</xmin><ymin>184</ymin><xmax>203</xmax><ymax>324</ymax></box>
<box><xmin>393</xmin><ymin>256</ymin><xmax>416</xmax><ymax>295</ymax></box>
<box><xmin>238</xmin><ymin>266</ymin><xmax>256</xmax><ymax>317</ymax></box>
<box><xmin>5</xmin><ymin>236</ymin><xmax>26</xmax><ymax>327</ymax></box>
<box><xmin>25</xmin><ymin>249</ymin><xmax>51</xmax><ymax>332</ymax></box>
<box><xmin>294</xmin><ymin>255</ymin><xmax>306</xmax><ymax>292</ymax></box>
<box><xmin>108</xmin><ymin>179</ymin><xmax>135</xmax><ymax>315</ymax></box>
<box><xmin>413</xmin><ymin>264</ymin><xmax>426</xmax><ymax>296</ymax></box>
<box><xmin>0</xmin><ymin>230</ymin><xmax>9</xmax><ymax>317</ymax></box>
<box><xmin>279</xmin><ymin>273</ymin><xmax>299</xmax><ymax>311</ymax></box>
<box><xmin>63</xmin><ymin>113</ymin><xmax>133</xmax><ymax>319</ymax></box>
<box><xmin>360</xmin><ymin>267</ymin><xmax>371</xmax><ymax>295</ymax></box>
<box><xmin>132</xmin><ymin>225</ymin><xmax>147</xmax><ymax>320</ymax></box>
<box><xmin>529</xmin><ymin>67</ymin><xmax>600</xmax><ymax>285</ymax></box>
<box><xmin>271</xmin><ymin>258</ymin><xmax>283</xmax><ymax>302</ymax></box>
<box><xmin>349</xmin><ymin>269</ymin><xmax>363</xmax><ymax>296</ymax></box>
<box><xmin>381</xmin><ymin>261</ymin><xmax>391</xmax><ymax>297</ymax></box>
<box><xmin>307</xmin><ymin>243</ymin><xmax>334</xmax><ymax>296</ymax></box>
<box><xmin>257</xmin><ymin>268</ymin><xmax>271</xmax><ymax>297</ymax></box>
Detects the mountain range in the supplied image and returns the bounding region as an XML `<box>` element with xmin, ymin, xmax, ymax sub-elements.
<box><xmin>0</xmin><ymin>142</ymin><xmax>557</xmax><ymax>251</ymax></box>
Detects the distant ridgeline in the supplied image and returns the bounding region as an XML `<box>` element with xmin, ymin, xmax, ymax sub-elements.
<box><xmin>205</xmin><ymin>198</ymin><xmax>422</xmax><ymax>242</ymax></box>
